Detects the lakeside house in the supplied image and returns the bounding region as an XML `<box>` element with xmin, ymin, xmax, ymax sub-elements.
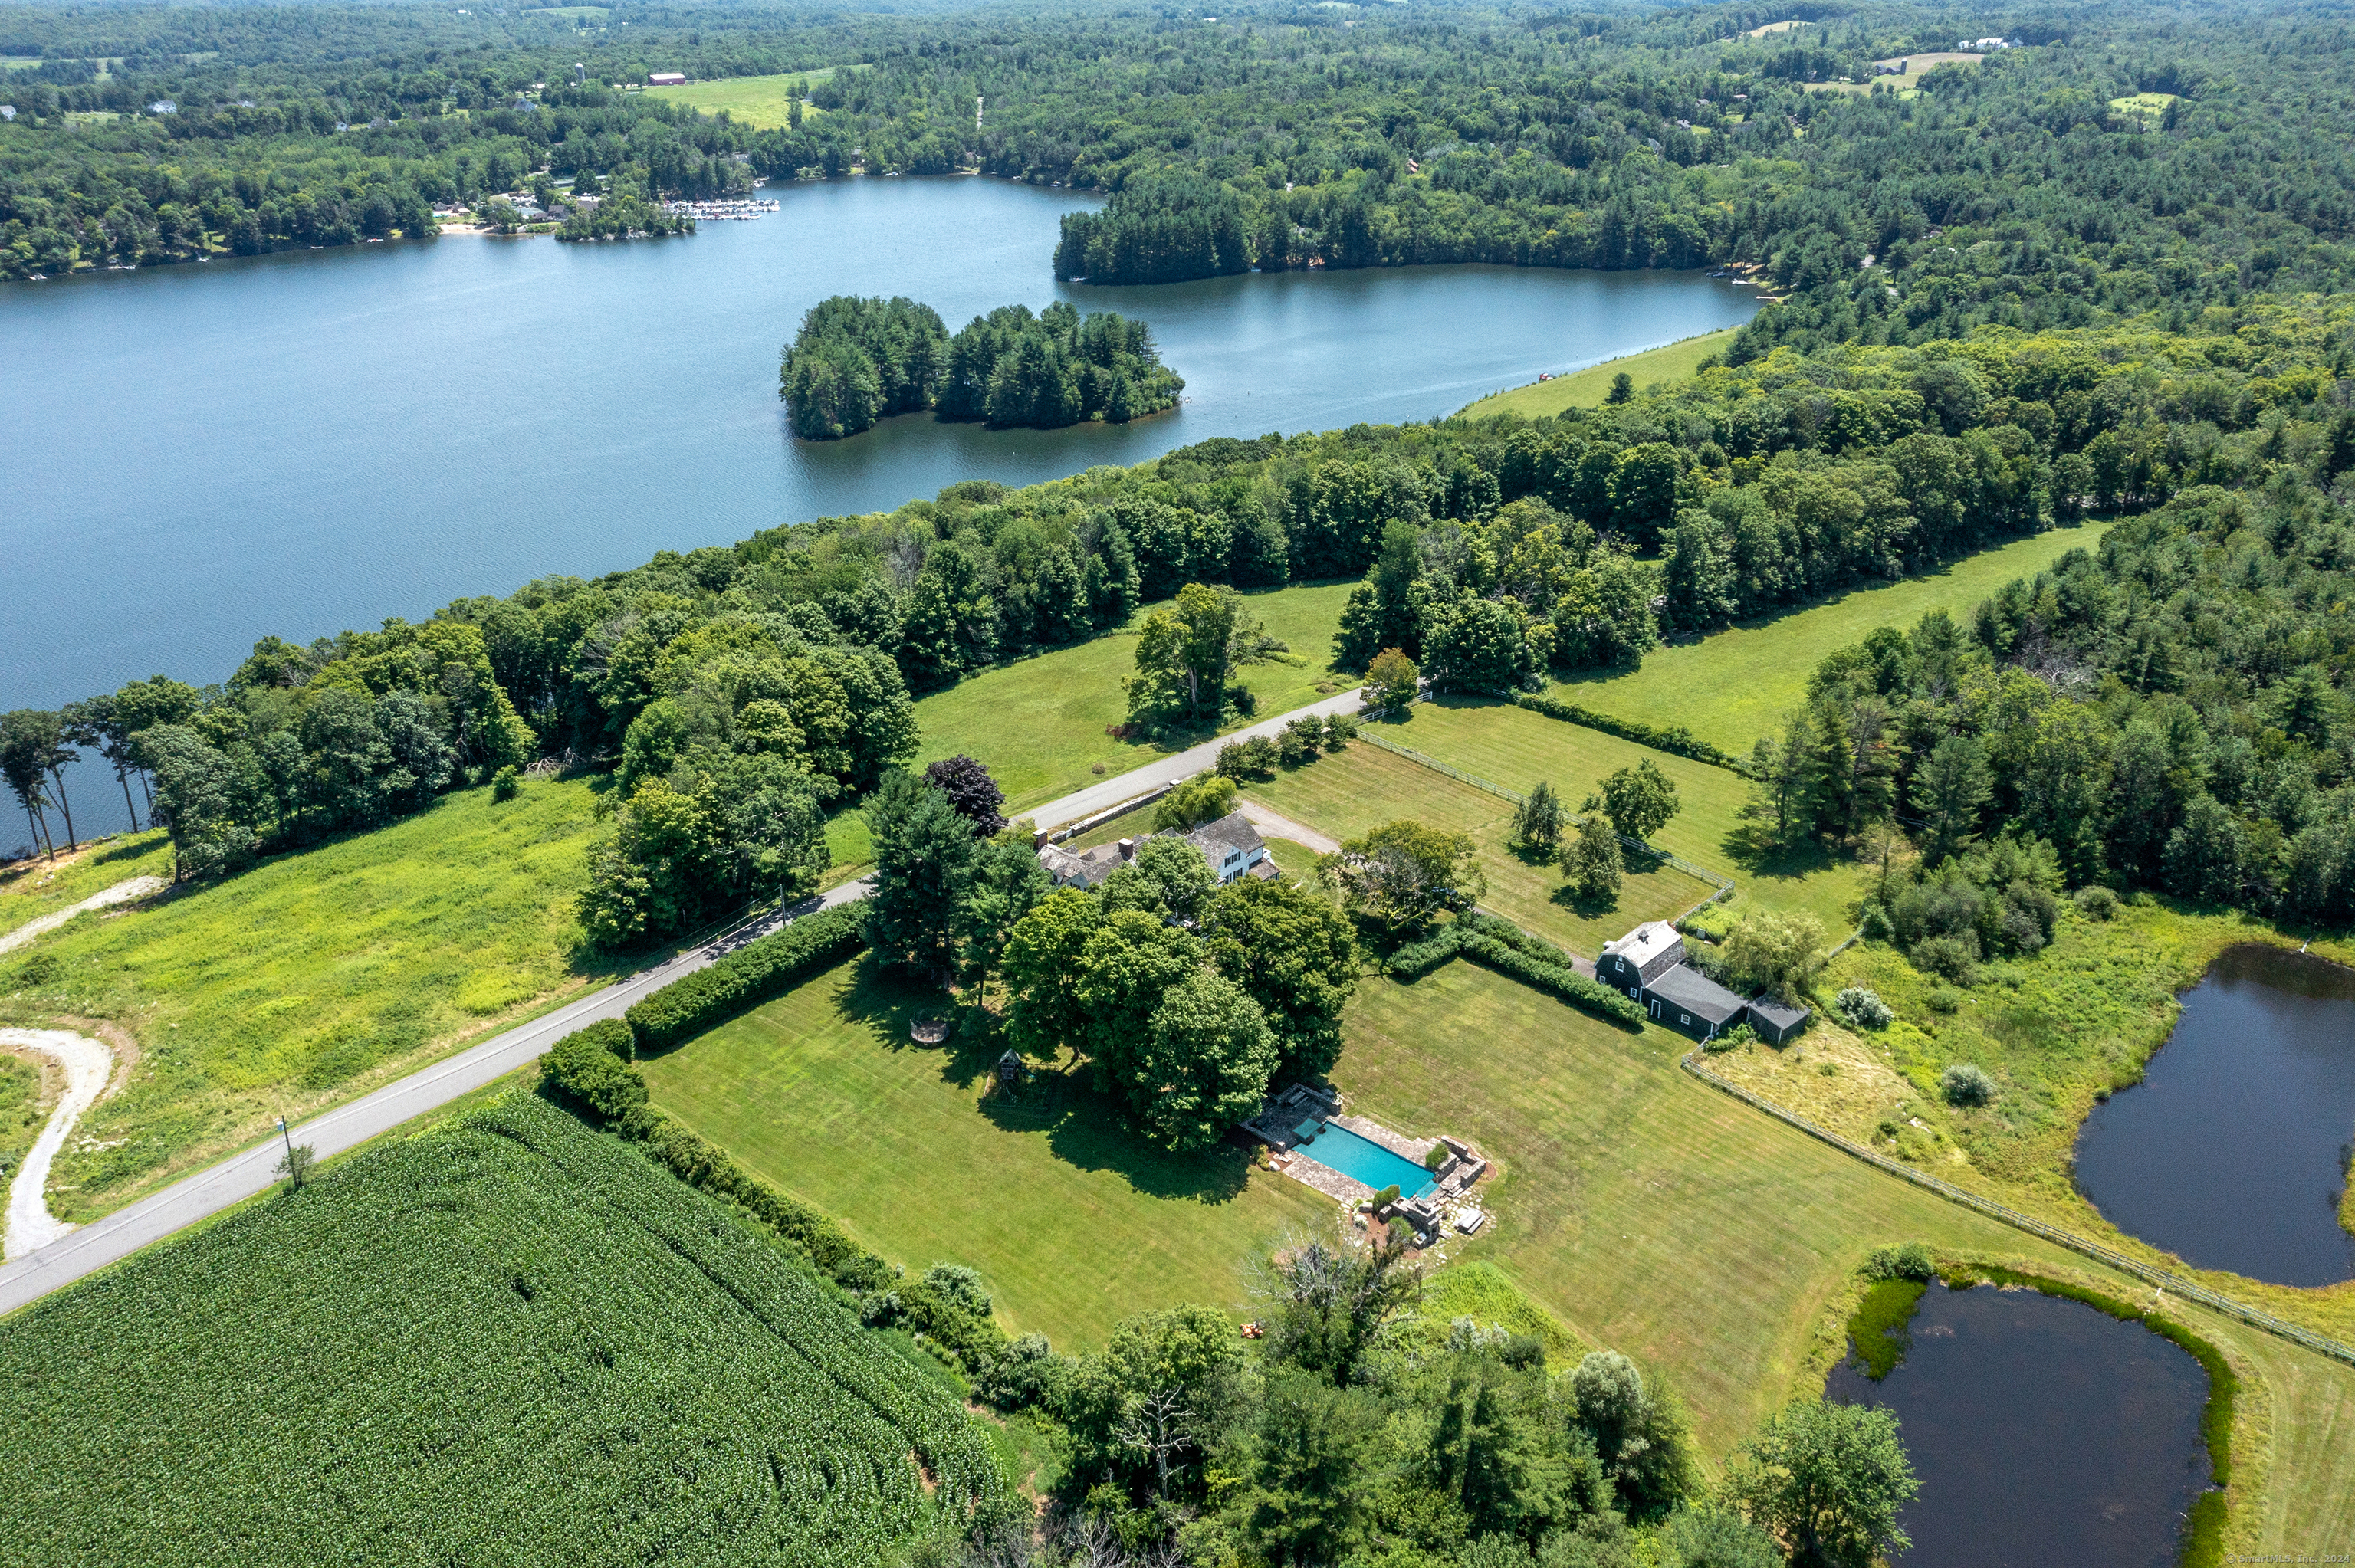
<box><xmin>1598</xmin><ymin>920</ymin><xmax>1811</xmax><ymax>1045</ymax></box>
<box><xmin>1036</xmin><ymin>809</ymin><xmax>1276</xmax><ymax>891</ymax></box>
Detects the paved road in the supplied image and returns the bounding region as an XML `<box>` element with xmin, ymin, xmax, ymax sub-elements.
<box><xmin>1023</xmin><ymin>686</ymin><xmax>1368</xmax><ymax>832</ymax></box>
<box><xmin>0</xmin><ymin>876</ymin><xmax>872</xmax><ymax>1317</ymax></box>
<box><xmin>0</xmin><ymin>685</ymin><xmax>1375</xmax><ymax>1317</ymax></box>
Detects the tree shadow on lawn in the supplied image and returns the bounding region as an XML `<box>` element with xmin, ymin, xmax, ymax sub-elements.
<box><xmin>820</xmin><ymin>958</ymin><xmax>1256</xmax><ymax>1206</ymax></box>
<box><xmin>1552</xmin><ymin>883</ymin><xmax>1623</xmax><ymax>920</ymax></box>
<box><xmin>1712</xmin><ymin>813</ymin><xmax>1866</xmax><ymax>924</ymax></box>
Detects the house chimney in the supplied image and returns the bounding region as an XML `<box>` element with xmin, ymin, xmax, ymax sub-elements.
<box><xmin>1118</xmin><ymin>838</ymin><xmax>1135</xmax><ymax>861</ymax></box>
<box><xmin>1033</xmin><ymin>828</ymin><xmax>1049</xmax><ymax>850</ymax></box>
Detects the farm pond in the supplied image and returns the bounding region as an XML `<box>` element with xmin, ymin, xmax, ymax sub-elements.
<box><xmin>2073</xmin><ymin>943</ymin><xmax>2355</xmax><ymax>1287</ymax></box>
<box><xmin>1827</xmin><ymin>1280</ymin><xmax>2214</xmax><ymax>1568</ymax></box>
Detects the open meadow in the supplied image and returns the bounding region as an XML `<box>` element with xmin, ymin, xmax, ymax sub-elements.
<box><xmin>645</xmin><ymin>67</ymin><xmax>847</xmax><ymax>126</ymax></box>
<box><xmin>1719</xmin><ymin>904</ymin><xmax>2355</xmax><ymax>1344</ymax></box>
<box><xmin>1554</xmin><ymin>523</ymin><xmax>2106</xmax><ymax>757</ymax></box>
<box><xmin>1345</xmin><ymin>699</ymin><xmax>1861</xmax><ymax>936</ymax></box>
<box><xmin>1237</xmin><ymin>736</ymin><xmax>1718</xmax><ymax>956</ymax></box>
<box><xmin>0</xmin><ymin>776</ymin><xmax>619</xmax><ymax>1219</ymax></box>
<box><xmin>638</xmin><ymin>953</ymin><xmax>1331</xmax><ymax>1346</ymax></box>
<box><xmin>912</xmin><ymin>579</ymin><xmax>1355</xmax><ymax>814</ymax></box>
<box><xmin>1334</xmin><ymin>963</ymin><xmax>2355</xmax><ymax>1546</ymax></box>
<box><xmin>1459</xmin><ymin>326</ymin><xmax>1746</xmax><ymax>421</ymax></box>
<box><xmin>0</xmin><ymin>830</ymin><xmax>173</xmax><ymax>928</ymax></box>
<box><xmin>0</xmin><ymin>1091</ymin><xmax>1000</xmax><ymax>1564</ymax></box>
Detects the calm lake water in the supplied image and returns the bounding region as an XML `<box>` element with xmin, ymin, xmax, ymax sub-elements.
<box><xmin>2074</xmin><ymin>944</ymin><xmax>2355</xmax><ymax>1287</ymax></box>
<box><xmin>1827</xmin><ymin>1281</ymin><xmax>2212</xmax><ymax>1568</ymax></box>
<box><xmin>2</xmin><ymin>174</ymin><xmax>1755</xmax><ymax>834</ymax></box>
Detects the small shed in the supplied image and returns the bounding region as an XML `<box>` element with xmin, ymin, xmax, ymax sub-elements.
<box><xmin>1745</xmin><ymin>994</ymin><xmax>1812</xmax><ymax>1046</ymax></box>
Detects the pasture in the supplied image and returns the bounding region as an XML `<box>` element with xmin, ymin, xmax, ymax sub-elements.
<box><xmin>646</xmin><ymin>67</ymin><xmax>849</xmax><ymax>127</ymax></box>
<box><xmin>1237</xmin><ymin>735</ymin><xmax>1719</xmax><ymax>955</ymax></box>
<box><xmin>912</xmin><ymin>579</ymin><xmax>1355</xmax><ymax>814</ymax></box>
<box><xmin>0</xmin><ymin>1092</ymin><xmax>1000</xmax><ymax>1564</ymax></box>
<box><xmin>1342</xmin><ymin>698</ymin><xmax>1861</xmax><ymax>935</ymax></box>
<box><xmin>1460</xmin><ymin>326</ymin><xmax>1746</xmax><ymax>421</ymax></box>
<box><xmin>1554</xmin><ymin>522</ymin><xmax>2107</xmax><ymax>757</ymax></box>
<box><xmin>1</xmin><ymin>776</ymin><xmax>618</xmax><ymax>1219</ymax></box>
<box><xmin>639</xmin><ymin>954</ymin><xmax>1328</xmax><ymax>1345</ymax></box>
<box><xmin>1335</xmin><ymin>963</ymin><xmax>2355</xmax><ymax>1549</ymax></box>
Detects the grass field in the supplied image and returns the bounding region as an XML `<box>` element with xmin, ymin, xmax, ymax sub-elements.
<box><xmin>1334</xmin><ymin>962</ymin><xmax>2355</xmax><ymax>1546</ymax></box>
<box><xmin>1348</xmin><ymin>698</ymin><xmax>1862</xmax><ymax>935</ymax></box>
<box><xmin>1237</xmin><ymin>736</ymin><xmax>1717</xmax><ymax>955</ymax></box>
<box><xmin>0</xmin><ymin>1091</ymin><xmax>1000</xmax><ymax>1564</ymax></box>
<box><xmin>0</xmin><ymin>1049</ymin><xmax>46</xmax><ymax>1190</ymax></box>
<box><xmin>639</xmin><ymin>954</ymin><xmax>1330</xmax><ymax>1346</ymax></box>
<box><xmin>913</xmin><ymin>579</ymin><xmax>1356</xmax><ymax>814</ymax></box>
<box><xmin>1555</xmin><ymin>523</ymin><xmax>2108</xmax><ymax>758</ymax></box>
<box><xmin>1460</xmin><ymin>326</ymin><xmax>1747</xmax><ymax>421</ymax></box>
<box><xmin>1</xmin><ymin>777</ymin><xmax>621</xmax><ymax>1220</ymax></box>
<box><xmin>1746</xmin><ymin>904</ymin><xmax>2355</xmax><ymax>1344</ymax></box>
<box><xmin>1</xmin><ymin>830</ymin><xmax>174</xmax><ymax>930</ymax></box>
<box><xmin>646</xmin><ymin>67</ymin><xmax>847</xmax><ymax>126</ymax></box>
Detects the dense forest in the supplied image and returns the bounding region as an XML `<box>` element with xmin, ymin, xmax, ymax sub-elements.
<box><xmin>780</xmin><ymin>294</ymin><xmax>1183</xmax><ymax>438</ymax></box>
<box><xmin>10</xmin><ymin>0</ymin><xmax>2355</xmax><ymax>336</ymax></box>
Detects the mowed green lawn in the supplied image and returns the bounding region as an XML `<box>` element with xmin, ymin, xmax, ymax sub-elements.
<box><xmin>1238</xmin><ymin>736</ymin><xmax>1714</xmax><ymax>956</ymax></box>
<box><xmin>1460</xmin><ymin>326</ymin><xmax>1747</xmax><ymax>420</ymax></box>
<box><xmin>4</xmin><ymin>777</ymin><xmax>619</xmax><ymax>1220</ymax></box>
<box><xmin>913</xmin><ymin>580</ymin><xmax>1356</xmax><ymax>814</ymax></box>
<box><xmin>1336</xmin><ymin>960</ymin><xmax>2355</xmax><ymax>1542</ymax></box>
<box><xmin>645</xmin><ymin>67</ymin><xmax>846</xmax><ymax>126</ymax></box>
<box><xmin>1555</xmin><ymin>523</ymin><xmax>2107</xmax><ymax>757</ymax></box>
<box><xmin>1333</xmin><ymin>701</ymin><xmax>1861</xmax><ymax>936</ymax></box>
<box><xmin>639</xmin><ymin>955</ymin><xmax>1329</xmax><ymax>1346</ymax></box>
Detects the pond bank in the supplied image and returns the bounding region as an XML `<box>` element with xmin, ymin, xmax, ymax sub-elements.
<box><xmin>1829</xmin><ymin>1261</ymin><xmax>2231</xmax><ymax>1566</ymax></box>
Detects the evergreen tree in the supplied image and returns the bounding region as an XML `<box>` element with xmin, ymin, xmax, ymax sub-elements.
<box><xmin>1916</xmin><ymin>733</ymin><xmax>1992</xmax><ymax>864</ymax></box>
<box><xmin>863</xmin><ymin>769</ymin><xmax>980</xmax><ymax>985</ymax></box>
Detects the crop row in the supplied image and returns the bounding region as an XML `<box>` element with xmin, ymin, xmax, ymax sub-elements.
<box><xmin>0</xmin><ymin>1094</ymin><xmax>1003</xmax><ymax>1566</ymax></box>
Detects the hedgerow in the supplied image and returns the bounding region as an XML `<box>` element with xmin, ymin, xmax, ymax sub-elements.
<box><xmin>626</xmin><ymin>904</ymin><xmax>866</xmax><ymax>1051</ymax></box>
<box><xmin>1388</xmin><ymin>912</ymin><xmax>1646</xmax><ymax>1028</ymax></box>
<box><xmin>0</xmin><ymin>1092</ymin><xmax>1009</xmax><ymax>1565</ymax></box>
<box><xmin>1509</xmin><ymin>691</ymin><xmax>1750</xmax><ymax>776</ymax></box>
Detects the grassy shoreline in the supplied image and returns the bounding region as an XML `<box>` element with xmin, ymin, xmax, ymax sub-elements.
<box><xmin>1457</xmin><ymin>324</ymin><xmax>1747</xmax><ymax>420</ymax></box>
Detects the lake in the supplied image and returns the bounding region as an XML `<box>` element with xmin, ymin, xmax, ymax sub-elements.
<box><xmin>1826</xmin><ymin>1281</ymin><xmax>2212</xmax><ymax>1568</ymax></box>
<box><xmin>1</xmin><ymin>174</ymin><xmax>1756</xmax><ymax>833</ymax></box>
<box><xmin>2074</xmin><ymin>943</ymin><xmax>2355</xmax><ymax>1287</ymax></box>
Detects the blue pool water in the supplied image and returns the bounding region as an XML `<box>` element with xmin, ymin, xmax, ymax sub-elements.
<box><xmin>1297</xmin><ymin>1123</ymin><xmax>1437</xmax><ymax>1198</ymax></box>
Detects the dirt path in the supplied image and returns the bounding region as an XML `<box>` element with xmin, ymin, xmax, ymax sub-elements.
<box><xmin>1236</xmin><ymin>799</ymin><xmax>1341</xmax><ymax>855</ymax></box>
<box><xmin>0</xmin><ymin>876</ymin><xmax>167</xmax><ymax>956</ymax></box>
<box><xmin>2</xmin><ymin>1029</ymin><xmax>114</xmax><ymax>1261</ymax></box>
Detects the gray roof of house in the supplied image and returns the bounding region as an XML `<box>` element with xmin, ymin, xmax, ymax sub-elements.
<box><xmin>1746</xmin><ymin>993</ymin><xmax>1812</xmax><ymax>1031</ymax></box>
<box><xmin>1647</xmin><ymin>963</ymin><xmax>1749</xmax><ymax>1024</ymax></box>
<box><xmin>1185</xmin><ymin>811</ymin><xmax>1266</xmax><ymax>859</ymax></box>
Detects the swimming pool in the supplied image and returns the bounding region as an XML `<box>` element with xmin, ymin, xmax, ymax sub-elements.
<box><xmin>1295</xmin><ymin>1121</ymin><xmax>1437</xmax><ymax>1199</ymax></box>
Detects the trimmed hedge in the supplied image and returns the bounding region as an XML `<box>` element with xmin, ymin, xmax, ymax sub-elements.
<box><xmin>540</xmin><ymin>1019</ymin><xmax>648</xmax><ymax>1122</ymax></box>
<box><xmin>1509</xmin><ymin>691</ymin><xmax>1750</xmax><ymax>775</ymax></box>
<box><xmin>1386</xmin><ymin>913</ymin><xmax>1646</xmax><ymax>1028</ymax></box>
<box><xmin>626</xmin><ymin>904</ymin><xmax>866</xmax><ymax>1051</ymax></box>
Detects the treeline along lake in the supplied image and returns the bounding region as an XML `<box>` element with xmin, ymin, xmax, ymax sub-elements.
<box><xmin>0</xmin><ymin>173</ymin><xmax>1756</xmax><ymax>841</ymax></box>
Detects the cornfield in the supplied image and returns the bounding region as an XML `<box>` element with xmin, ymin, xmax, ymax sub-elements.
<box><xmin>0</xmin><ymin>1094</ymin><xmax>1005</xmax><ymax>1566</ymax></box>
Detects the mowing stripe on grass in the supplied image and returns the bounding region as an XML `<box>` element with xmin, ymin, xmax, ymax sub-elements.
<box><xmin>1680</xmin><ymin>1047</ymin><xmax>2355</xmax><ymax>1370</ymax></box>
